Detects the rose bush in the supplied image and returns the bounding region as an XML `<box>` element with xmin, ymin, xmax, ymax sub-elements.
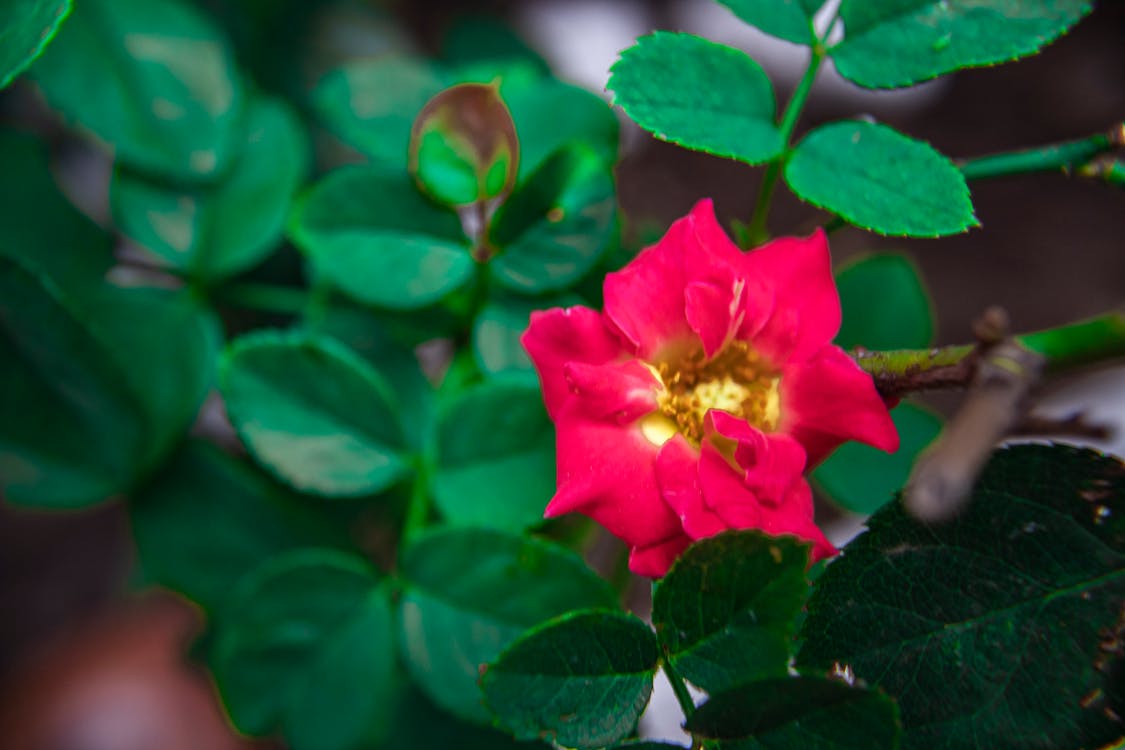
<box><xmin>522</xmin><ymin>200</ymin><xmax>899</xmax><ymax>576</ymax></box>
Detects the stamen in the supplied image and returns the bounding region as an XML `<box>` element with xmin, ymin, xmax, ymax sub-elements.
<box><xmin>647</xmin><ymin>341</ymin><xmax>780</xmax><ymax>445</ymax></box>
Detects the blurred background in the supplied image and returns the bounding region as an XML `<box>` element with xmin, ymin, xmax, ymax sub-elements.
<box><xmin>1</xmin><ymin>0</ymin><xmax>1123</xmax><ymax>747</ymax></box>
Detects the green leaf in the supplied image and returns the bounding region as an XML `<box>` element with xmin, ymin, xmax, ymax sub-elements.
<box><xmin>502</xmin><ymin>76</ymin><xmax>619</xmax><ymax>180</ymax></box>
<box><xmin>432</xmin><ymin>379</ymin><xmax>554</xmax><ymax>533</ymax></box>
<box><xmin>831</xmin><ymin>0</ymin><xmax>1093</xmax><ymax>89</ymax></box>
<box><xmin>0</xmin><ymin>258</ymin><xmax>146</xmax><ymax>507</ymax></box>
<box><xmin>482</xmin><ymin>610</ymin><xmax>659</xmax><ymax>749</ymax></box>
<box><xmin>312</xmin><ymin>56</ymin><xmax>449</xmax><ymax>168</ymax></box>
<box><xmin>715</xmin><ymin>0</ymin><xmax>824</xmax><ymax>45</ymax></box>
<box><xmin>211</xmin><ymin>549</ymin><xmax>397</xmax><ymax>750</ymax></box>
<box><xmin>441</xmin><ymin>15</ymin><xmax>550</xmax><ymax>76</ymax></box>
<box><xmin>111</xmin><ymin>95</ymin><xmax>308</xmax><ymax>282</ymax></box>
<box><xmin>130</xmin><ymin>439</ymin><xmax>346</xmax><ymax>611</ymax></box>
<box><xmin>0</xmin><ymin>0</ymin><xmax>71</xmax><ymax>89</ymax></box>
<box><xmin>608</xmin><ymin>32</ymin><xmax>783</xmax><ymax>165</ymax></box>
<box><xmin>289</xmin><ymin>166</ymin><xmax>474</xmax><ymax>310</ymax></box>
<box><xmin>0</xmin><ymin>128</ymin><xmax>113</xmax><ymax>298</ymax></box>
<box><xmin>398</xmin><ymin>527</ymin><xmax>618</xmax><ymax>722</ymax></box>
<box><xmin>798</xmin><ymin>444</ymin><xmax>1125</xmax><ymax>749</ymax></box>
<box><xmin>220</xmin><ymin>331</ymin><xmax>411</xmax><ymax>498</ymax></box>
<box><xmin>409</xmin><ymin>82</ymin><xmax>519</xmax><ymax>208</ymax></box>
<box><xmin>785</xmin><ymin>121</ymin><xmax>976</xmax><ymax>237</ymax></box>
<box><xmin>491</xmin><ymin>144</ymin><xmax>617</xmax><ymax>293</ymax></box>
<box><xmin>835</xmin><ymin>253</ymin><xmax>934</xmax><ymax>350</ymax></box>
<box><xmin>31</xmin><ymin>0</ymin><xmax>244</xmax><ymax>179</ymax></box>
<box><xmin>686</xmin><ymin>677</ymin><xmax>901</xmax><ymax>749</ymax></box>
<box><xmin>387</xmin><ymin>685</ymin><xmax>551</xmax><ymax>750</ymax></box>
<box><xmin>473</xmin><ymin>291</ymin><xmax>580</xmax><ymax>379</ymax></box>
<box><xmin>652</xmin><ymin>531</ymin><xmax>811</xmax><ymax>694</ymax></box>
<box><xmin>812</xmin><ymin>403</ymin><xmax>942</xmax><ymax>516</ymax></box>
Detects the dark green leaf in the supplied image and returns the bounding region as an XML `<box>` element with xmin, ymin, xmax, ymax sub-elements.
<box><xmin>0</xmin><ymin>0</ymin><xmax>71</xmax><ymax>89</ymax></box>
<box><xmin>220</xmin><ymin>331</ymin><xmax>411</xmax><ymax>498</ymax></box>
<box><xmin>432</xmin><ymin>379</ymin><xmax>554</xmax><ymax>533</ymax></box>
<box><xmin>111</xmin><ymin>95</ymin><xmax>308</xmax><ymax>282</ymax></box>
<box><xmin>130</xmin><ymin>439</ymin><xmax>346</xmax><ymax>611</ymax></box>
<box><xmin>472</xmin><ymin>291</ymin><xmax>580</xmax><ymax>379</ymax></box>
<box><xmin>312</xmin><ymin>56</ymin><xmax>449</xmax><ymax>168</ymax></box>
<box><xmin>831</xmin><ymin>0</ymin><xmax>1093</xmax><ymax>89</ymax></box>
<box><xmin>387</xmin><ymin>685</ymin><xmax>551</xmax><ymax>750</ymax></box>
<box><xmin>289</xmin><ymin>166</ymin><xmax>474</xmax><ymax>310</ymax></box>
<box><xmin>409</xmin><ymin>82</ymin><xmax>519</xmax><ymax>207</ymax></box>
<box><xmin>608</xmin><ymin>32</ymin><xmax>783</xmax><ymax>165</ymax></box>
<box><xmin>835</xmin><ymin>253</ymin><xmax>933</xmax><ymax>350</ymax></box>
<box><xmin>652</xmin><ymin>531</ymin><xmax>811</xmax><ymax>693</ymax></box>
<box><xmin>0</xmin><ymin>258</ymin><xmax>146</xmax><ymax>506</ymax></box>
<box><xmin>32</xmin><ymin>0</ymin><xmax>244</xmax><ymax>179</ymax></box>
<box><xmin>0</xmin><ymin>128</ymin><xmax>113</xmax><ymax>298</ymax></box>
<box><xmin>441</xmin><ymin>15</ymin><xmax>550</xmax><ymax>76</ymax></box>
<box><xmin>785</xmin><ymin>121</ymin><xmax>976</xmax><ymax>237</ymax></box>
<box><xmin>716</xmin><ymin>0</ymin><xmax>824</xmax><ymax>45</ymax></box>
<box><xmin>502</xmin><ymin>76</ymin><xmax>619</xmax><ymax>180</ymax></box>
<box><xmin>491</xmin><ymin>144</ymin><xmax>616</xmax><ymax>293</ymax></box>
<box><xmin>686</xmin><ymin>676</ymin><xmax>901</xmax><ymax>749</ymax></box>
<box><xmin>211</xmin><ymin>549</ymin><xmax>397</xmax><ymax>750</ymax></box>
<box><xmin>482</xmin><ymin>610</ymin><xmax>659</xmax><ymax>749</ymax></box>
<box><xmin>799</xmin><ymin>444</ymin><xmax>1125</xmax><ymax>749</ymax></box>
<box><xmin>398</xmin><ymin>527</ymin><xmax>618</xmax><ymax>722</ymax></box>
<box><xmin>813</xmin><ymin>403</ymin><xmax>942</xmax><ymax>516</ymax></box>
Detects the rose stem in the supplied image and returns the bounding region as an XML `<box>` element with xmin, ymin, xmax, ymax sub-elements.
<box><xmin>854</xmin><ymin>308</ymin><xmax>1125</xmax><ymax>398</ymax></box>
<box><xmin>661</xmin><ymin>657</ymin><xmax>701</xmax><ymax>748</ymax></box>
<box><xmin>958</xmin><ymin>122</ymin><xmax>1124</xmax><ymax>181</ymax></box>
<box><xmin>743</xmin><ymin>19</ymin><xmax>835</xmax><ymax>248</ymax></box>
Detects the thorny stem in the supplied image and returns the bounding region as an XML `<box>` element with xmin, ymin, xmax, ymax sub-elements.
<box><xmin>958</xmin><ymin>122</ymin><xmax>1124</xmax><ymax>181</ymax></box>
<box><xmin>744</xmin><ymin>39</ymin><xmax>829</xmax><ymax>248</ymax></box>
<box><xmin>854</xmin><ymin>310</ymin><xmax>1125</xmax><ymax>398</ymax></box>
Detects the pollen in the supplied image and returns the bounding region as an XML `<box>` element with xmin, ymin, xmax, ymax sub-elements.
<box><xmin>646</xmin><ymin>341</ymin><xmax>780</xmax><ymax>445</ymax></box>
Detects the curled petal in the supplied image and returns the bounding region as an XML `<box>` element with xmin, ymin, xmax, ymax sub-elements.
<box><xmin>698</xmin><ymin>441</ymin><xmax>762</xmax><ymax>529</ymax></box>
<box><xmin>757</xmin><ymin>481</ymin><xmax>838</xmax><ymax>562</ymax></box>
<box><xmin>705</xmin><ymin>412</ymin><xmax>806</xmax><ymax>506</ymax></box>
<box><xmin>563</xmin><ymin>360</ymin><xmax>660</xmax><ymax>424</ymax></box>
<box><xmin>657</xmin><ymin>434</ymin><xmax>726</xmax><ymax>539</ymax></box>
<box><xmin>780</xmin><ymin>345</ymin><xmax>900</xmax><ymax>465</ymax></box>
<box><xmin>547</xmin><ymin>417</ymin><xmax>682</xmax><ymax>548</ymax></box>
<box><xmin>739</xmin><ymin>229</ymin><xmax>840</xmax><ymax>363</ymax></box>
<box><xmin>628</xmin><ymin>534</ymin><xmax>692</xmax><ymax>578</ymax></box>
<box><xmin>522</xmin><ymin>306</ymin><xmax>624</xmax><ymax>420</ymax></box>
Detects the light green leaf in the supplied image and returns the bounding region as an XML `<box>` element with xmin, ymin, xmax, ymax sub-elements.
<box><xmin>832</xmin><ymin>0</ymin><xmax>1093</xmax><ymax>89</ymax></box>
<box><xmin>608</xmin><ymin>32</ymin><xmax>783</xmax><ymax>164</ymax></box>
<box><xmin>472</xmin><ymin>291</ymin><xmax>580</xmax><ymax>379</ymax></box>
<box><xmin>432</xmin><ymin>379</ymin><xmax>554</xmax><ymax>533</ymax></box>
<box><xmin>785</xmin><ymin>121</ymin><xmax>976</xmax><ymax>237</ymax></box>
<box><xmin>130</xmin><ymin>439</ymin><xmax>347</xmax><ymax>611</ymax></box>
<box><xmin>799</xmin><ymin>444</ymin><xmax>1125</xmax><ymax>749</ymax></box>
<box><xmin>220</xmin><ymin>331</ymin><xmax>411</xmax><ymax>498</ymax></box>
<box><xmin>312</xmin><ymin>56</ymin><xmax>449</xmax><ymax>168</ymax></box>
<box><xmin>211</xmin><ymin>549</ymin><xmax>398</xmax><ymax>750</ymax></box>
<box><xmin>812</xmin><ymin>402</ymin><xmax>942</xmax><ymax>515</ymax></box>
<box><xmin>398</xmin><ymin>527</ymin><xmax>618</xmax><ymax>723</ymax></box>
<box><xmin>0</xmin><ymin>0</ymin><xmax>71</xmax><ymax>89</ymax></box>
<box><xmin>31</xmin><ymin>0</ymin><xmax>244</xmax><ymax>179</ymax></box>
<box><xmin>835</xmin><ymin>252</ymin><xmax>934</xmax><ymax>350</ymax></box>
<box><xmin>490</xmin><ymin>144</ymin><xmax>617</xmax><ymax>293</ymax></box>
<box><xmin>482</xmin><ymin>610</ymin><xmax>659</xmax><ymax>749</ymax></box>
<box><xmin>716</xmin><ymin>0</ymin><xmax>824</xmax><ymax>45</ymax></box>
<box><xmin>652</xmin><ymin>531</ymin><xmax>811</xmax><ymax>694</ymax></box>
<box><xmin>111</xmin><ymin>95</ymin><xmax>308</xmax><ymax>282</ymax></box>
<box><xmin>289</xmin><ymin>166</ymin><xmax>474</xmax><ymax>310</ymax></box>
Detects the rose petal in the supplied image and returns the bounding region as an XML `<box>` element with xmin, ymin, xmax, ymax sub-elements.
<box><xmin>740</xmin><ymin>229</ymin><xmax>840</xmax><ymax>363</ymax></box>
<box><xmin>756</xmin><ymin>481</ymin><xmax>837</xmax><ymax>562</ymax></box>
<box><xmin>780</xmin><ymin>345</ymin><xmax>900</xmax><ymax>465</ymax></box>
<box><xmin>522</xmin><ymin>306</ymin><xmax>625</xmax><ymax>420</ymax></box>
<box><xmin>563</xmin><ymin>360</ymin><xmax>660</xmax><ymax>424</ymax></box>
<box><xmin>656</xmin><ymin>434</ymin><xmax>726</xmax><ymax>539</ymax></box>
<box><xmin>705</xmin><ymin>412</ymin><xmax>806</xmax><ymax>506</ymax></box>
<box><xmin>698</xmin><ymin>441</ymin><xmax>762</xmax><ymax>529</ymax></box>
<box><xmin>628</xmin><ymin>534</ymin><xmax>692</xmax><ymax>578</ymax></box>
<box><xmin>547</xmin><ymin>417</ymin><xmax>682</xmax><ymax>548</ymax></box>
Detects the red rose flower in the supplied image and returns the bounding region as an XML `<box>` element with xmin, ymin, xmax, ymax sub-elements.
<box><xmin>521</xmin><ymin>200</ymin><xmax>898</xmax><ymax>577</ymax></box>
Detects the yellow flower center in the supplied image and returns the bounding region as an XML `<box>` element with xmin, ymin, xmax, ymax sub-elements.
<box><xmin>640</xmin><ymin>341</ymin><xmax>780</xmax><ymax>446</ymax></box>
